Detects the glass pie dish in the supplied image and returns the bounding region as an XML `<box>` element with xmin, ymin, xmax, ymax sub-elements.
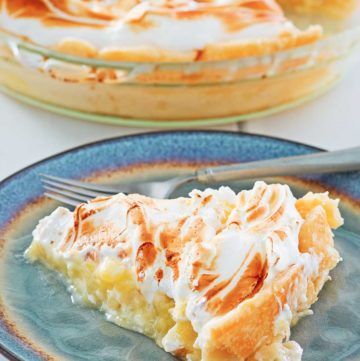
<box><xmin>0</xmin><ymin>4</ymin><xmax>360</xmax><ymax>127</ymax></box>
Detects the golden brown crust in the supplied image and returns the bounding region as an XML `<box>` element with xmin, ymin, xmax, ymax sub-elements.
<box><xmin>50</xmin><ymin>25</ymin><xmax>322</xmax><ymax>62</ymax></box>
<box><xmin>55</xmin><ymin>39</ymin><xmax>98</xmax><ymax>58</ymax></box>
<box><xmin>298</xmin><ymin>205</ymin><xmax>341</xmax><ymax>305</ymax></box>
<box><xmin>203</xmin><ymin>264</ymin><xmax>303</xmax><ymax>360</ymax></box>
<box><xmin>200</xmin><ymin>25</ymin><xmax>322</xmax><ymax>61</ymax></box>
<box><xmin>99</xmin><ymin>46</ymin><xmax>197</xmax><ymax>63</ymax></box>
<box><xmin>296</xmin><ymin>192</ymin><xmax>344</xmax><ymax>229</ymax></box>
<box><xmin>277</xmin><ymin>0</ymin><xmax>359</xmax><ymax>19</ymax></box>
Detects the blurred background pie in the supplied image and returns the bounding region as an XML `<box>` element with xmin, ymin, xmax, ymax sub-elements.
<box><xmin>0</xmin><ymin>0</ymin><xmax>359</xmax><ymax>123</ymax></box>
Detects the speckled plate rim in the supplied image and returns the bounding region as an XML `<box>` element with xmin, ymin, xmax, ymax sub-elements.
<box><xmin>1</xmin><ymin>130</ymin><xmax>360</xmax><ymax>361</ymax></box>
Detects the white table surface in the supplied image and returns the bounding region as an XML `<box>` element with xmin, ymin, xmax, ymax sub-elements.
<box><xmin>1</xmin><ymin>66</ymin><xmax>360</xmax><ymax>181</ymax></box>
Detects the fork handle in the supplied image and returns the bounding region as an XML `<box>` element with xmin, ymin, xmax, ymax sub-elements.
<box><xmin>196</xmin><ymin>146</ymin><xmax>360</xmax><ymax>183</ymax></box>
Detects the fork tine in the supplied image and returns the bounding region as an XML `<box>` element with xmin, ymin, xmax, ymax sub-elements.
<box><xmin>42</xmin><ymin>179</ymin><xmax>111</xmax><ymax>198</ymax></box>
<box><xmin>40</xmin><ymin>174</ymin><xmax>120</xmax><ymax>194</ymax></box>
<box><xmin>44</xmin><ymin>192</ymin><xmax>81</xmax><ymax>207</ymax></box>
<box><xmin>43</xmin><ymin>185</ymin><xmax>92</xmax><ymax>203</ymax></box>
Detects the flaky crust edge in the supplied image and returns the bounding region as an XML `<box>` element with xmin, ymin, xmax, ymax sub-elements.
<box><xmin>199</xmin><ymin>193</ymin><xmax>342</xmax><ymax>361</ymax></box>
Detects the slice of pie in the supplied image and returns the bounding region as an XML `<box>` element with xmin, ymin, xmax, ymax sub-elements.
<box><xmin>26</xmin><ymin>181</ymin><xmax>343</xmax><ymax>360</ymax></box>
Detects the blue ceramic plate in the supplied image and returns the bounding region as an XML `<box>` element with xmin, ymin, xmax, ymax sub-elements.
<box><xmin>0</xmin><ymin>131</ymin><xmax>360</xmax><ymax>361</ymax></box>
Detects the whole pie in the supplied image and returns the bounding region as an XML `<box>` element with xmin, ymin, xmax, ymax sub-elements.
<box><xmin>26</xmin><ymin>181</ymin><xmax>343</xmax><ymax>360</ymax></box>
<box><xmin>0</xmin><ymin>0</ymin><xmax>356</xmax><ymax>62</ymax></box>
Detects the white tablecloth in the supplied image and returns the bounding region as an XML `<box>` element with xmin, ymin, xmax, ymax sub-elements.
<box><xmin>1</xmin><ymin>66</ymin><xmax>360</xmax><ymax>181</ymax></box>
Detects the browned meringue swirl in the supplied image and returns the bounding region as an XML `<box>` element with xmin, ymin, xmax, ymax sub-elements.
<box><xmin>49</xmin><ymin>182</ymin><xmax>302</xmax><ymax>322</ymax></box>
<box><xmin>1</xmin><ymin>0</ymin><xmax>285</xmax><ymax>30</ymax></box>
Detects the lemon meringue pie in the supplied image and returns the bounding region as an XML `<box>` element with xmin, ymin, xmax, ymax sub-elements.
<box><xmin>0</xmin><ymin>0</ymin><xmax>324</xmax><ymax>62</ymax></box>
<box><xmin>26</xmin><ymin>182</ymin><xmax>343</xmax><ymax>361</ymax></box>
<box><xmin>0</xmin><ymin>0</ymin><xmax>358</xmax><ymax>122</ymax></box>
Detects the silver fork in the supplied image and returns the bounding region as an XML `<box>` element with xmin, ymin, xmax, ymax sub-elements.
<box><xmin>41</xmin><ymin>146</ymin><xmax>360</xmax><ymax>206</ymax></box>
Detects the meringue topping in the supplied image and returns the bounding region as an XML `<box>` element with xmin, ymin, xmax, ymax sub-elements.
<box><xmin>1</xmin><ymin>0</ymin><xmax>285</xmax><ymax>27</ymax></box>
<box><xmin>0</xmin><ymin>0</ymin><xmax>317</xmax><ymax>54</ymax></box>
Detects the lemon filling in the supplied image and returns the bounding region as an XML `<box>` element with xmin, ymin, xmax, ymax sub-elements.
<box><xmin>26</xmin><ymin>242</ymin><xmax>200</xmax><ymax>359</ymax></box>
